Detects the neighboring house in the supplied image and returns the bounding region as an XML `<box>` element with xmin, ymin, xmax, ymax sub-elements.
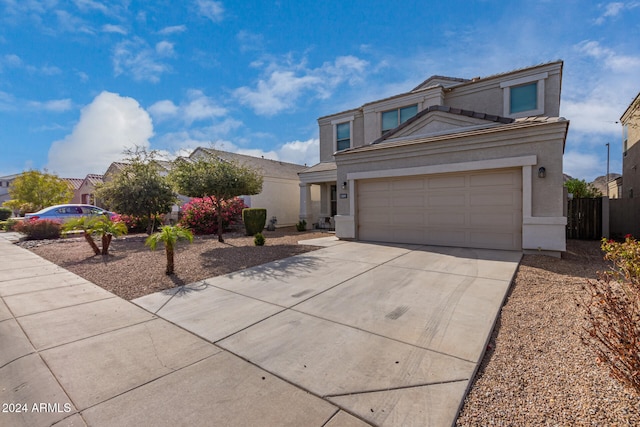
<box><xmin>190</xmin><ymin>148</ymin><xmax>308</xmax><ymax>227</ymax></box>
<box><xmin>62</xmin><ymin>178</ymin><xmax>84</xmax><ymax>203</ymax></box>
<box><xmin>76</xmin><ymin>174</ymin><xmax>104</xmax><ymax>205</ymax></box>
<box><xmin>299</xmin><ymin>60</ymin><xmax>569</xmax><ymax>255</ymax></box>
<box><xmin>0</xmin><ymin>174</ymin><xmax>19</xmax><ymax>206</ymax></box>
<box><xmin>621</xmin><ymin>91</ymin><xmax>640</xmax><ymax>199</ymax></box>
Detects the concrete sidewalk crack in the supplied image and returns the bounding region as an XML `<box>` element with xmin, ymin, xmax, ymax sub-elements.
<box><xmin>324</xmin><ymin>378</ymin><xmax>469</xmax><ymax>398</ymax></box>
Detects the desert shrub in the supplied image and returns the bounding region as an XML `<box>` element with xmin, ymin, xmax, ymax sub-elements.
<box><xmin>582</xmin><ymin>234</ymin><xmax>640</xmax><ymax>395</ymax></box>
<box><xmin>296</xmin><ymin>219</ymin><xmax>307</xmax><ymax>232</ymax></box>
<box><xmin>2</xmin><ymin>218</ymin><xmax>21</xmax><ymax>231</ymax></box>
<box><xmin>254</xmin><ymin>232</ymin><xmax>265</xmax><ymax>246</ymax></box>
<box><xmin>13</xmin><ymin>219</ymin><xmax>61</xmax><ymax>240</ymax></box>
<box><xmin>0</xmin><ymin>207</ymin><xmax>12</xmax><ymax>221</ymax></box>
<box><xmin>242</xmin><ymin>208</ymin><xmax>266</xmax><ymax>236</ymax></box>
<box><xmin>179</xmin><ymin>197</ymin><xmax>246</xmax><ymax>235</ymax></box>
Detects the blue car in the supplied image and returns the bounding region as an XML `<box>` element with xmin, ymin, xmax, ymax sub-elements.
<box><xmin>25</xmin><ymin>204</ymin><xmax>115</xmax><ymax>222</ymax></box>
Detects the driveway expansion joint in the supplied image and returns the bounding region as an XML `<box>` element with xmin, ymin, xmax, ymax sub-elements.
<box><xmin>323</xmin><ymin>378</ymin><xmax>470</xmax><ymax>398</ymax></box>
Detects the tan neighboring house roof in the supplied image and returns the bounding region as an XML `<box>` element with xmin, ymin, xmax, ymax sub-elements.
<box><xmin>83</xmin><ymin>174</ymin><xmax>104</xmax><ymax>186</ymax></box>
<box><xmin>192</xmin><ymin>147</ymin><xmax>307</xmax><ymax>180</ymax></box>
<box><xmin>62</xmin><ymin>178</ymin><xmax>84</xmax><ymax>190</ymax></box>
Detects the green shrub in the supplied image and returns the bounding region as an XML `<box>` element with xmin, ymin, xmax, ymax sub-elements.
<box><xmin>295</xmin><ymin>219</ymin><xmax>307</xmax><ymax>232</ymax></box>
<box><xmin>13</xmin><ymin>219</ymin><xmax>61</xmax><ymax>240</ymax></box>
<box><xmin>242</xmin><ymin>208</ymin><xmax>267</xmax><ymax>236</ymax></box>
<box><xmin>3</xmin><ymin>218</ymin><xmax>21</xmax><ymax>231</ymax></box>
<box><xmin>254</xmin><ymin>232</ymin><xmax>265</xmax><ymax>246</ymax></box>
<box><xmin>0</xmin><ymin>207</ymin><xmax>12</xmax><ymax>221</ymax></box>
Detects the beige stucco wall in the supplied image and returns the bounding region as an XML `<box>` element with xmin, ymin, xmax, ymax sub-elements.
<box><xmin>243</xmin><ymin>176</ymin><xmax>301</xmax><ymax>227</ymax></box>
<box><xmin>334</xmin><ymin>120</ymin><xmax>568</xmax><ymax>252</ymax></box>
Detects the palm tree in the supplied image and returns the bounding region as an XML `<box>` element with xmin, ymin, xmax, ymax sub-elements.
<box><xmin>145</xmin><ymin>225</ymin><xmax>194</xmax><ymax>275</ymax></box>
<box><xmin>63</xmin><ymin>216</ymin><xmax>101</xmax><ymax>255</ymax></box>
<box><xmin>63</xmin><ymin>216</ymin><xmax>127</xmax><ymax>256</ymax></box>
<box><xmin>90</xmin><ymin>217</ymin><xmax>128</xmax><ymax>255</ymax></box>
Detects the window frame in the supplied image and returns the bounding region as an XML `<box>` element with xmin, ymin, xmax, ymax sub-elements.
<box><xmin>500</xmin><ymin>72</ymin><xmax>547</xmax><ymax>118</ymax></box>
<box><xmin>381</xmin><ymin>104</ymin><xmax>418</xmax><ymax>133</ymax></box>
<box><xmin>331</xmin><ymin>116</ymin><xmax>354</xmax><ymax>153</ymax></box>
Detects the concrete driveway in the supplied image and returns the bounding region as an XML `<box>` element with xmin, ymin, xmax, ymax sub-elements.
<box><xmin>133</xmin><ymin>237</ymin><xmax>521</xmax><ymax>426</ymax></box>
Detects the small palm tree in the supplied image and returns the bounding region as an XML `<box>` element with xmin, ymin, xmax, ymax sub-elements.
<box><xmin>90</xmin><ymin>217</ymin><xmax>128</xmax><ymax>255</ymax></box>
<box><xmin>145</xmin><ymin>225</ymin><xmax>194</xmax><ymax>275</ymax></box>
<box><xmin>63</xmin><ymin>216</ymin><xmax>127</xmax><ymax>256</ymax></box>
<box><xmin>63</xmin><ymin>216</ymin><xmax>101</xmax><ymax>255</ymax></box>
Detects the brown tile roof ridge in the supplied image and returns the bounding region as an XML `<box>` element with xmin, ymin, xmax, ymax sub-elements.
<box><xmin>62</xmin><ymin>178</ymin><xmax>84</xmax><ymax>189</ymax></box>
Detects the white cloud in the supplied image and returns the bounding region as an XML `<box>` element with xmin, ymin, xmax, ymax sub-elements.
<box><xmin>102</xmin><ymin>24</ymin><xmax>127</xmax><ymax>35</ymax></box>
<box><xmin>237</xmin><ymin>30</ymin><xmax>264</xmax><ymax>52</ymax></box>
<box><xmin>155</xmin><ymin>40</ymin><xmax>175</xmax><ymax>57</ymax></box>
<box><xmin>73</xmin><ymin>0</ymin><xmax>109</xmax><ymax>14</ymax></box>
<box><xmin>148</xmin><ymin>90</ymin><xmax>226</xmax><ymax>124</ymax></box>
<box><xmin>234</xmin><ymin>55</ymin><xmax>369</xmax><ymax>116</ymax></box>
<box><xmin>113</xmin><ymin>37</ymin><xmax>171</xmax><ymax>83</ymax></box>
<box><xmin>197</xmin><ymin>0</ymin><xmax>224</xmax><ymax>23</ymax></box>
<box><xmin>158</xmin><ymin>25</ymin><xmax>187</xmax><ymax>35</ymax></box>
<box><xmin>577</xmin><ymin>40</ymin><xmax>640</xmax><ymax>72</ymax></box>
<box><xmin>563</xmin><ymin>150</ymin><xmax>608</xmax><ymax>181</ymax></box>
<box><xmin>3</xmin><ymin>53</ymin><xmax>22</xmax><ymax>67</ymax></box>
<box><xmin>28</xmin><ymin>98</ymin><xmax>73</xmax><ymax>112</ymax></box>
<box><xmin>47</xmin><ymin>91</ymin><xmax>153</xmax><ymax>176</ymax></box>
<box><xmin>595</xmin><ymin>2</ymin><xmax>639</xmax><ymax>24</ymax></box>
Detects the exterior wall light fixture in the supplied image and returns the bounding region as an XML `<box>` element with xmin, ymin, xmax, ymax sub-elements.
<box><xmin>538</xmin><ymin>167</ymin><xmax>546</xmax><ymax>178</ymax></box>
<box><xmin>341</xmin><ymin>181</ymin><xmax>347</xmax><ymax>190</ymax></box>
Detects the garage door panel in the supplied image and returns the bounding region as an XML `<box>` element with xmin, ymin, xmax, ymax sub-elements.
<box><xmin>428</xmin><ymin>175</ymin><xmax>466</xmax><ymax>189</ymax></box>
<box><xmin>470</xmin><ymin>171</ymin><xmax>517</xmax><ymax>186</ymax></box>
<box><xmin>393</xmin><ymin>212</ymin><xmax>425</xmax><ymax>223</ymax></box>
<box><xmin>427</xmin><ymin>194</ymin><xmax>466</xmax><ymax>207</ymax></box>
<box><xmin>392</xmin><ymin>179</ymin><xmax>424</xmax><ymax>191</ymax></box>
<box><xmin>357</xmin><ymin>169</ymin><xmax>522</xmax><ymax>250</ymax></box>
<box><xmin>428</xmin><ymin>213</ymin><xmax>466</xmax><ymax>226</ymax></box>
<box><xmin>392</xmin><ymin>195</ymin><xmax>425</xmax><ymax>208</ymax></box>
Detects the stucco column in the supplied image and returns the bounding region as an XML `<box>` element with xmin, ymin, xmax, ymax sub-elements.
<box><xmin>299</xmin><ymin>183</ymin><xmax>312</xmax><ymax>228</ymax></box>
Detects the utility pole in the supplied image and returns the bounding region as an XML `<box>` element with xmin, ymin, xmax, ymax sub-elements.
<box><xmin>606</xmin><ymin>142</ymin><xmax>610</xmax><ymax>198</ymax></box>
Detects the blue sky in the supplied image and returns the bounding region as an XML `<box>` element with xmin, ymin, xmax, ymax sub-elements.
<box><xmin>0</xmin><ymin>1</ymin><xmax>639</xmax><ymax>181</ymax></box>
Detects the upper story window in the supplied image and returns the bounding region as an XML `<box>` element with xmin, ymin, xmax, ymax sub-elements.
<box><xmin>501</xmin><ymin>72</ymin><xmax>547</xmax><ymax>118</ymax></box>
<box><xmin>332</xmin><ymin>116</ymin><xmax>354</xmax><ymax>152</ymax></box>
<box><xmin>336</xmin><ymin>122</ymin><xmax>350</xmax><ymax>151</ymax></box>
<box><xmin>381</xmin><ymin>104</ymin><xmax>418</xmax><ymax>133</ymax></box>
<box><xmin>510</xmin><ymin>83</ymin><xmax>537</xmax><ymax>114</ymax></box>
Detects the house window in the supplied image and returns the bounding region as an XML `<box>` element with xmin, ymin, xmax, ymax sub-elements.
<box><xmin>510</xmin><ymin>83</ymin><xmax>537</xmax><ymax>114</ymax></box>
<box><xmin>381</xmin><ymin>104</ymin><xmax>418</xmax><ymax>133</ymax></box>
<box><xmin>501</xmin><ymin>72</ymin><xmax>547</xmax><ymax>117</ymax></box>
<box><xmin>336</xmin><ymin>122</ymin><xmax>350</xmax><ymax>151</ymax></box>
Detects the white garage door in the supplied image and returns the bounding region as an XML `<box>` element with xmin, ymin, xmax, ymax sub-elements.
<box><xmin>357</xmin><ymin>168</ymin><xmax>522</xmax><ymax>250</ymax></box>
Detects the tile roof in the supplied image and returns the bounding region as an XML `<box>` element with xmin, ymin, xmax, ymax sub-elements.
<box><xmin>193</xmin><ymin>148</ymin><xmax>307</xmax><ymax>180</ymax></box>
<box><xmin>83</xmin><ymin>174</ymin><xmax>104</xmax><ymax>186</ymax></box>
<box><xmin>371</xmin><ymin>105</ymin><xmax>515</xmax><ymax>144</ymax></box>
<box><xmin>298</xmin><ymin>162</ymin><xmax>337</xmax><ymax>174</ymax></box>
<box><xmin>62</xmin><ymin>178</ymin><xmax>84</xmax><ymax>190</ymax></box>
<box><xmin>338</xmin><ymin>116</ymin><xmax>568</xmax><ymax>155</ymax></box>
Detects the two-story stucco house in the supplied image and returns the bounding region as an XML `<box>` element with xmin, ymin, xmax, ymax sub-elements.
<box><xmin>299</xmin><ymin>61</ymin><xmax>569</xmax><ymax>255</ymax></box>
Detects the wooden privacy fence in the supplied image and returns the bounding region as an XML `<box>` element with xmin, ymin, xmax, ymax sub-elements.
<box><xmin>567</xmin><ymin>197</ymin><xmax>602</xmax><ymax>240</ymax></box>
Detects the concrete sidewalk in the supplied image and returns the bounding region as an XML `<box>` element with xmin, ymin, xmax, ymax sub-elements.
<box><xmin>1</xmin><ymin>232</ymin><xmax>521</xmax><ymax>427</ymax></box>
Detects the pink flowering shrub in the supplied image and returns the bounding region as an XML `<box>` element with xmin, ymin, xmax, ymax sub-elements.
<box><xmin>112</xmin><ymin>213</ymin><xmax>164</xmax><ymax>233</ymax></box>
<box><xmin>179</xmin><ymin>197</ymin><xmax>246</xmax><ymax>235</ymax></box>
<box><xmin>14</xmin><ymin>219</ymin><xmax>61</xmax><ymax>240</ymax></box>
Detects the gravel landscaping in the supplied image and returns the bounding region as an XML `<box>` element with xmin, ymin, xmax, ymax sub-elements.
<box><xmin>17</xmin><ymin>231</ymin><xmax>640</xmax><ymax>423</ymax></box>
<box><xmin>23</xmin><ymin>227</ymin><xmax>328</xmax><ymax>300</ymax></box>
<box><xmin>457</xmin><ymin>240</ymin><xmax>640</xmax><ymax>426</ymax></box>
